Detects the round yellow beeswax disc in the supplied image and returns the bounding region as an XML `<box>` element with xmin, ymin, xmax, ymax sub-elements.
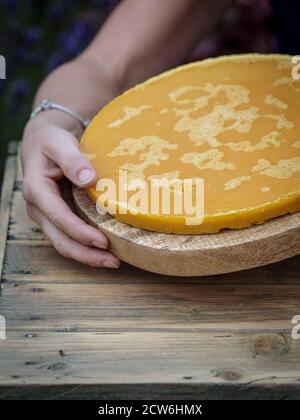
<box><xmin>80</xmin><ymin>54</ymin><xmax>300</xmax><ymax>234</ymax></box>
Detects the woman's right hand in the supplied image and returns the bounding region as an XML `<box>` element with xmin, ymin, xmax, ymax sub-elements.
<box><xmin>21</xmin><ymin>117</ymin><xmax>120</xmax><ymax>269</ymax></box>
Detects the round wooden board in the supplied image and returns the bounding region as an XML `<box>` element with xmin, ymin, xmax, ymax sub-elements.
<box><xmin>73</xmin><ymin>186</ymin><xmax>300</xmax><ymax>277</ymax></box>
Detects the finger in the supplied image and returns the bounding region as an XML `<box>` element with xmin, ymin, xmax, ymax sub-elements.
<box><xmin>23</xmin><ymin>175</ymin><xmax>109</xmax><ymax>249</ymax></box>
<box><xmin>43</xmin><ymin>131</ymin><xmax>97</xmax><ymax>187</ymax></box>
<box><xmin>27</xmin><ymin>204</ymin><xmax>120</xmax><ymax>269</ymax></box>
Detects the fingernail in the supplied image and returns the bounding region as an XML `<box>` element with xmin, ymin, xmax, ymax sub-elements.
<box><xmin>102</xmin><ymin>260</ymin><xmax>120</xmax><ymax>269</ymax></box>
<box><xmin>78</xmin><ymin>168</ymin><xmax>94</xmax><ymax>184</ymax></box>
<box><xmin>92</xmin><ymin>240</ymin><xmax>108</xmax><ymax>250</ymax></box>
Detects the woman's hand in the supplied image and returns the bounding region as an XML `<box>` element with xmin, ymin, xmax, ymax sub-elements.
<box><xmin>21</xmin><ymin>117</ymin><xmax>120</xmax><ymax>269</ymax></box>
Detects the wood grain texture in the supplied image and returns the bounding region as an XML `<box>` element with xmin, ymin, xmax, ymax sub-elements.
<box><xmin>1</xmin><ymin>143</ymin><xmax>300</xmax><ymax>400</ymax></box>
<box><xmin>0</xmin><ymin>142</ymin><xmax>18</xmax><ymax>283</ymax></box>
<box><xmin>73</xmin><ymin>186</ymin><xmax>300</xmax><ymax>276</ymax></box>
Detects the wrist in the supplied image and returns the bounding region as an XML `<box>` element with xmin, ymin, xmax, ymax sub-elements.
<box><xmin>26</xmin><ymin>109</ymin><xmax>83</xmax><ymax>139</ymax></box>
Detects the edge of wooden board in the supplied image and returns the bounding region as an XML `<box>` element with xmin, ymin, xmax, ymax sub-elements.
<box><xmin>72</xmin><ymin>186</ymin><xmax>300</xmax><ymax>277</ymax></box>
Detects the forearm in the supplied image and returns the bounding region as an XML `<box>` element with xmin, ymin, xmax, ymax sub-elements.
<box><xmin>84</xmin><ymin>0</ymin><xmax>233</xmax><ymax>87</ymax></box>
<box><xmin>28</xmin><ymin>0</ymin><xmax>233</xmax><ymax>136</ymax></box>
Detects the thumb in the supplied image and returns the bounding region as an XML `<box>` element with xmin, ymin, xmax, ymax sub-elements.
<box><xmin>44</xmin><ymin>130</ymin><xmax>97</xmax><ymax>187</ymax></box>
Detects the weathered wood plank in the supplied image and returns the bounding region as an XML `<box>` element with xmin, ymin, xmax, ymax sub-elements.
<box><xmin>0</xmin><ymin>332</ymin><xmax>298</xmax><ymax>387</ymax></box>
<box><xmin>0</xmin><ymin>143</ymin><xmax>17</xmax><ymax>284</ymax></box>
<box><xmin>8</xmin><ymin>191</ymin><xmax>46</xmax><ymax>241</ymax></box>
<box><xmin>7</xmin><ymin>143</ymin><xmax>46</xmax><ymax>241</ymax></box>
<box><xmin>1</xmin><ymin>277</ymin><xmax>298</xmax><ymax>332</ymax></box>
<box><xmin>8</xmin><ymin>177</ymin><xmax>73</xmax><ymax>241</ymax></box>
<box><xmin>3</xmin><ymin>242</ymin><xmax>300</xmax><ymax>285</ymax></box>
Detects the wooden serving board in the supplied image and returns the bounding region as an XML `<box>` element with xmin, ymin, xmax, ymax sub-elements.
<box><xmin>73</xmin><ymin>186</ymin><xmax>300</xmax><ymax>277</ymax></box>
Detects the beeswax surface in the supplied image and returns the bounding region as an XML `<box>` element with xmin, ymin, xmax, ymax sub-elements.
<box><xmin>80</xmin><ymin>55</ymin><xmax>300</xmax><ymax>234</ymax></box>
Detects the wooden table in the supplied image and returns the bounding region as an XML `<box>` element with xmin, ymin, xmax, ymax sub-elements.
<box><xmin>0</xmin><ymin>143</ymin><xmax>300</xmax><ymax>400</ymax></box>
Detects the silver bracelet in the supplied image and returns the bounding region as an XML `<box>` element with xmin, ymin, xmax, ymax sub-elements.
<box><xmin>30</xmin><ymin>99</ymin><xmax>91</xmax><ymax>130</ymax></box>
